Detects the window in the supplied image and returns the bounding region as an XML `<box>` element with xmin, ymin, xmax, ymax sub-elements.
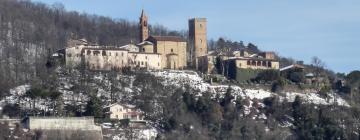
<box><xmin>145</xmin><ymin>56</ymin><xmax>147</xmax><ymax>59</ymax></box>
<box><xmin>247</xmin><ymin>60</ymin><xmax>250</xmax><ymax>65</ymax></box>
<box><xmin>200</xmin><ymin>24</ymin><xmax>202</xmax><ymax>28</ymax></box>
<box><xmin>121</xmin><ymin>52</ymin><xmax>124</xmax><ymax>56</ymax></box>
<box><xmin>262</xmin><ymin>61</ymin><xmax>267</xmax><ymax>66</ymax></box>
<box><xmin>141</xmin><ymin>61</ymin><xmax>144</xmax><ymax>65</ymax></box>
<box><xmin>109</xmin><ymin>52</ymin><xmax>111</xmax><ymax>56</ymax></box>
<box><xmin>200</xmin><ymin>39</ymin><xmax>202</xmax><ymax>44</ymax></box>
<box><xmin>158</xmin><ymin>62</ymin><xmax>160</xmax><ymax>66</ymax></box>
<box><xmin>75</xmin><ymin>47</ymin><xmax>79</xmax><ymax>49</ymax></box>
<box><xmin>257</xmin><ymin>61</ymin><xmax>261</xmax><ymax>66</ymax></box>
<box><xmin>268</xmin><ymin>62</ymin><xmax>272</xmax><ymax>67</ymax></box>
<box><xmin>102</xmin><ymin>50</ymin><xmax>106</xmax><ymax>56</ymax></box>
<box><xmin>67</xmin><ymin>54</ymin><xmax>72</xmax><ymax>57</ymax></box>
<box><xmin>143</xmin><ymin>48</ymin><xmax>145</xmax><ymax>52</ymax></box>
<box><xmin>251</xmin><ymin>61</ymin><xmax>256</xmax><ymax>66</ymax></box>
<box><xmin>171</xmin><ymin>49</ymin><xmax>173</xmax><ymax>53</ymax></box>
<box><xmin>116</xmin><ymin>53</ymin><xmax>118</xmax><ymax>56</ymax></box>
<box><xmin>144</xmin><ymin>21</ymin><xmax>147</xmax><ymax>26</ymax></box>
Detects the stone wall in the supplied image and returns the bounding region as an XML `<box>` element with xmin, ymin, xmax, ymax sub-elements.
<box><xmin>29</xmin><ymin>117</ymin><xmax>101</xmax><ymax>131</ymax></box>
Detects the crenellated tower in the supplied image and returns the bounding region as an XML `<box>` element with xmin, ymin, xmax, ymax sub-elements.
<box><xmin>189</xmin><ymin>18</ymin><xmax>207</xmax><ymax>68</ymax></box>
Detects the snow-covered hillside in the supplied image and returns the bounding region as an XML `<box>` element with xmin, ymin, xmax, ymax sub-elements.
<box><xmin>149</xmin><ymin>70</ymin><xmax>349</xmax><ymax>107</ymax></box>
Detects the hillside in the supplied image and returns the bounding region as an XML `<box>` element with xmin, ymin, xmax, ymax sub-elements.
<box><xmin>1</xmin><ymin>68</ymin><xmax>357</xmax><ymax>139</ymax></box>
<box><xmin>0</xmin><ymin>0</ymin><xmax>186</xmax><ymax>93</ymax></box>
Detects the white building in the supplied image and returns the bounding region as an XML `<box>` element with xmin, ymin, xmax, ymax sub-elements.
<box><xmin>63</xmin><ymin>39</ymin><xmax>162</xmax><ymax>70</ymax></box>
<box><xmin>103</xmin><ymin>103</ymin><xmax>144</xmax><ymax>121</ymax></box>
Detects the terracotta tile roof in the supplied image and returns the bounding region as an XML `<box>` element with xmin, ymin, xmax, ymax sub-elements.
<box><xmin>148</xmin><ymin>36</ymin><xmax>186</xmax><ymax>42</ymax></box>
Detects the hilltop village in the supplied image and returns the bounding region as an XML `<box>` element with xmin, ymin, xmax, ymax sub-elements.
<box><xmin>60</xmin><ymin>10</ymin><xmax>279</xmax><ymax>79</ymax></box>
<box><xmin>1</xmin><ymin>4</ymin><xmax>359</xmax><ymax>140</ymax></box>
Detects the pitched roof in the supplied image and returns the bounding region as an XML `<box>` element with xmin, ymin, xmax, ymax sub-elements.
<box><xmin>148</xmin><ymin>36</ymin><xmax>186</xmax><ymax>42</ymax></box>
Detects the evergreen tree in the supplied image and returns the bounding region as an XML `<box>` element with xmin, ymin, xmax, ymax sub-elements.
<box><xmin>84</xmin><ymin>95</ymin><xmax>103</xmax><ymax>118</ymax></box>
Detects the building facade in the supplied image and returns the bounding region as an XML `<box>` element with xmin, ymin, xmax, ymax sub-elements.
<box><xmin>128</xmin><ymin>52</ymin><xmax>161</xmax><ymax>69</ymax></box>
<box><xmin>82</xmin><ymin>48</ymin><xmax>129</xmax><ymax>71</ymax></box>
<box><xmin>146</xmin><ymin>36</ymin><xmax>187</xmax><ymax>69</ymax></box>
<box><xmin>65</xmin><ymin>39</ymin><xmax>90</xmax><ymax>67</ymax></box>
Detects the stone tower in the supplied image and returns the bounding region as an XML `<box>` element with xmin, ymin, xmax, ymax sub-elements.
<box><xmin>139</xmin><ymin>9</ymin><xmax>149</xmax><ymax>42</ymax></box>
<box><xmin>188</xmin><ymin>18</ymin><xmax>207</xmax><ymax>68</ymax></box>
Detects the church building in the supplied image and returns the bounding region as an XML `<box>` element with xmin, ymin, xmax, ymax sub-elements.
<box><xmin>139</xmin><ymin>10</ymin><xmax>188</xmax><ymax>69</ymax></box>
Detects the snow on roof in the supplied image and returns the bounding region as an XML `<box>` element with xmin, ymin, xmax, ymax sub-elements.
<box><xmin>249</xmin><ymin>54</ymin><xmax>258</xmax><ymax>57</ymax></box>
<box><xmin>305</xmin><ymin>73</ymin><xmax>315</xmax><ymax>77</ymax></box>
<box><xmin>280</xmin><ymin>64</ymin><xmax>305</xmax><ymax>72</ymax></box>
<box><xmin>103</xmin><ymin>103</ymin><xmax>136</xmax><ymax>109</ymax></box>
<box><xmin>137</xmin><ymin>41</ymin><xmax>153</xmax><ymax>46</ymax></box>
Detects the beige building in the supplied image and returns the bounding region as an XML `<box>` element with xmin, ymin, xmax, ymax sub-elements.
<box><xmin>104</xmin><ymin>103</ymin><xmax>144</xmax><ymax>121</ymax></box>
<box><xmin>231</xmin><ymin>58</ymin><xmax>279</xmax><ymax>70</ymax></box>
<box><xmin>229</xmin><ymin>51</ymin><xmax>279</xmax><ymax>70</ymax></box>
<box><xmin>65</xmin><ymin>39</ymin><xmax>91</xmax><ymax>67</ymax></box>
<box><xmin>146</xmin><ymin>36</ymin><xmax>187</xmax><ymax>69</ymax></box>
<box><xmin>139</xmin><ymin>10</ymin><xmax>187</xmax><ymax>70</ymax></box>
<box><xmin>137</xmin><ymin>41</ymin><xmax>154</xmax><ymax>53</ymax></box>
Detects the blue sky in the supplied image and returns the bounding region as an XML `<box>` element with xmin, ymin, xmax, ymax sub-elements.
<box><xmin>34</xmin><ymin>0</ymin><xmax>360</xmax><ymax>73</ymax></box>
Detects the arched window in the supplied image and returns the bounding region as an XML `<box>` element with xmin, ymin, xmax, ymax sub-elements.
<box><xmin>171</xmin><ymin>49</ymin><xmax>173</xmax><ymax>53</ymax></box>
<box><xmin>143</xmin><ymin>48</ymin><xmax>145</xmax><ymax>52</ymax></box>
<box><xmin>257</xmin><ymin>61</ymin><xmax>261</xmax><ymax>66</ymax></box>
<box><xmin>251</xmin><ymin>61</ymin><xmax>256</xmax><ymax>66</ymax></box>
<box><xmin>262</xmin><ymin>61</ymin><xmax>267</xmax><ymax>66</ymax></box>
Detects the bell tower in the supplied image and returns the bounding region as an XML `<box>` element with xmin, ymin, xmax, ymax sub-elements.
<box><xmin>139</xmin><ymin>9</ymin><xmax>149</xmax><ymax>42</ymax></box>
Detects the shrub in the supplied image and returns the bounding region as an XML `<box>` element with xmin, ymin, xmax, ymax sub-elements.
<box><xmin>255</xmin><ymin>70</ymin><xmax>280</xmax><ymax>82</ymax></box>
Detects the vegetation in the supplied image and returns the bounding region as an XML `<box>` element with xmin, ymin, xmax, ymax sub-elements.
<box><xmin>0</xmin><ymin>0</ymin><xmax>184</xmax><ymax>94</ymax></box>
